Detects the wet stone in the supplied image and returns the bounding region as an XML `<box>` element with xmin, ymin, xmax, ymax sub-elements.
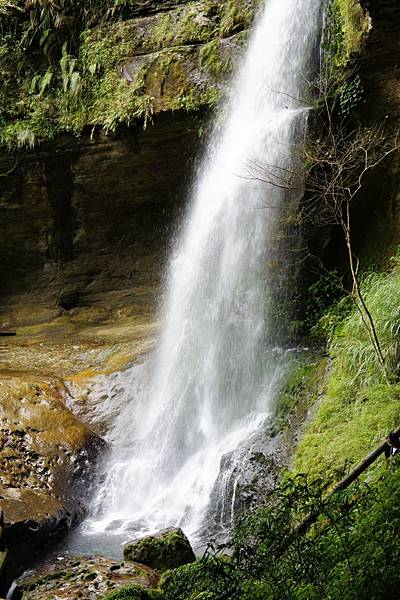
<box><xmin>10</xmin><ymin>554</ymin><xmax>159</xmax><ymax>600</ymax></box>
<box><xmin>123</xmin><ymin>528</ymin><xmax>196</xmax><ymax>573</ymax></box>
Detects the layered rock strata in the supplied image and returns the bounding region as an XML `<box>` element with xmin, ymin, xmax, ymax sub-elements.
<box><xmin>0</xmin><ymin>373</ymin><xmax>104</xmax><ymax>587</ymax></box>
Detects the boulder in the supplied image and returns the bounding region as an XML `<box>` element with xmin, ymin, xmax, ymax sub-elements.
<box><xmin>9</xmin><ymin>554</ymin><xmax>159</xmax><ymax>600</ymax></box>
<box><xmin>123</xmin><ymin>528</ymin><xmax>196</xmax><ymax>573</ymax></box>
<box><xmin>0</xmin><ymin>373</ymin><xmax>105</xmax><ymax>586</ymax></box>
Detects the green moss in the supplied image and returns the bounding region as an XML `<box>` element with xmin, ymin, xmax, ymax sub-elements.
<box><xmin>145</xmin><ymin>0</ymin><xmax>257</xmax><ymax>50</ymax></box>
<box><xmin>0</xmin><ymin>0</ymin><xmax>259</xmax><ymax>148</ymax></box>
<box><xmin>320</xmin><ymin>0</ymin><xmax>371</xmax><ymax>97</ymax></box>
<box><xmin>294</xmin><ymin>259</ymin><xmax>400</xmax><ymax>482</ymax></box>
<box><xmin>199</xmin><ymin>40</ymin><xmax>232</xmax><ymax>77</ymax></box>
<box><xmin>102</xmin><ymin>585</ymin><xmax>162</xmax><ymax>600</ymax></box>
<box><xmin>145</xmin><ymin>6</ymin><xmax>215</xmax><ymax>50</ymax></box>
<box><xmin>294</xmin><ymin>381</ymin><xmax>400</xmax><ymax>481</ymax></box>
<box><xmin>218</xmin><ymin>0</ymin><xmax>254</xmax><ymax>37</ymax></box>
<box><xmin>272</xmin><ymin>352</ymin><xmax>327</xmax><ymax>434</ymax></box>
<box><xmin>333</xmin><ymin>0</ymin><xmax>371</xmax><ymax>65</ymax></box>
<box><xmin>123</xmin><ymin>529</ymin><xmax>196</xmax><ymax>573</ymax></box>
<box><xmin>176</xmin><ymin>87</ymin><xmax>220</xmax><ymax>112</ymax></box>
<box><xmin>323</xmin><ymin>0</ymin><xmax>370</xmax><ymax>75</ymax></box>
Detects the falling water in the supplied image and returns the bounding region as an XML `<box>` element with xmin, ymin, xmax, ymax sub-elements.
<box><xmin>70</xmin><ymin>0</ymin><xmax>323</xmax><ymax>553</ymax></box>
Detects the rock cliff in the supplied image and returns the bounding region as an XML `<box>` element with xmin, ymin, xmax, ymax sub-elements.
<box><xmin>0</xmin><ymin>0</ymin><xmax>259</xmax><ymax>323</ymax></box>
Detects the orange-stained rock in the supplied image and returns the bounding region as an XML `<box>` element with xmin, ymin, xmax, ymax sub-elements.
<box><xmin>0</xmin><ymin>373</ymin><xmax>105</xmax><ymax>586</ymax></box>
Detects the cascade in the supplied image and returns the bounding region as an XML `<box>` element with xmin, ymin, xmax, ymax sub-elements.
<box><xmin>69</xmin><ymin>0</ymin><xmax>323</xmax><ymax>554</ymax></box>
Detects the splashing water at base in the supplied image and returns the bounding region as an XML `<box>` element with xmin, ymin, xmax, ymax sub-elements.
<box><xmin>69</xmin><ymin>0</ymin><xmax>323</xmax><ymax>554</ymax></box>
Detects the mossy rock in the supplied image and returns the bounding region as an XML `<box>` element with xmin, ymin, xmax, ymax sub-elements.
<box><xmin>13</xmin><ymin>554</ymin><xmax>159</xmax><ymax>600</ymax></box>
<box><xmin>102</xmin><ymin>584</ymin><xmax>163</xmax><ymax>599</ymax></box>
<box><xmin>0</xmin><ymin>0</ymin><xmax>258</xmax><ymax>148</ymax></box>
<box><xmin>123</xmin><ymin>528</ymin><xmax>196</xmax><ymax>573</ymax></box>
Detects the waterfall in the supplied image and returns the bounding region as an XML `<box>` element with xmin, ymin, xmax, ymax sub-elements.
<box><xmin>71</xmin><ymin>0</ymin><xmax>323</xmax><ymax>552</ymax></box>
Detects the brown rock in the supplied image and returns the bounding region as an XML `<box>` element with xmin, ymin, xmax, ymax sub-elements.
<box><xmin>0</xmin><ymin>114</ymin><xmax>200</xmax><ymax>326</ymax></box>
<box><xmin>0</xmin><ymin>373</ymin><xmax>105</xmax><ymax>585</ymax></box>
<box><xmin>10</xmin><ymin>554</ymin><xmax>159</xmax><ymax>600</ymax></box>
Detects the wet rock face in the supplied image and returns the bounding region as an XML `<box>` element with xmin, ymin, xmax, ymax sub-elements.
<box><xmin>360</xmin><ymin>0</ymin><xmax>400</xmax><ymax>119</ymax></box>
<box><xmin>350</xmin><ymin>0</ymin><xmax>400</xmax><ymax>268</ymax></box>
<box><xmin>0</xmin><ymin>0</ymin><xmax>256</xmax><ymax>326</ymax></box>
<box><xmin>10</xmin><ymin>554</ymin><xmax>159</xmax><ymax>600</ymax></box>
<box><xmin>0</xmin><ymin>374</ymin><xmax>105</xmax><ymax>584</ymax></box>
<box><xmin>123</xmin><ymin>528</ymin><xmax>196</xmax><ymax>573</ymax></box>
<box><xmin>322</xmin><ymin>0</ymin><xmax>400</xmax><ymax>274</ymax></box>
<box><xmin>201</xmin><ymin>429</ymin><xmax>288</xmax><ymax>543</ymax></box>
<box><xmin>0</xmin><ymin>113</ymin><xmax>202</xmax><ymax>325</ymax></box>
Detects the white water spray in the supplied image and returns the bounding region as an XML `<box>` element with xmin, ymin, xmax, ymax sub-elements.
<box><xmin>76</xmin><ymin>0</ymin><xmax>323</xmax><ymax>550</ymax></box>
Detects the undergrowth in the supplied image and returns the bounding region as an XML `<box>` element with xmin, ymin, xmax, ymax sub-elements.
<box><xmin>295</xmin><ymin>254</ymin><xmax>400</xmax><ymax>481</ymax></box>
<box><xmin>102</xmin><ymin>256</ymin><xmax>400</xmax><ymax>600</ymax></box>
<box><xmin>0</xmin><ymin>0</ymin><xmax>370</xmax><ymax>147</ymax></box>
<box><xmin>103</xmin><ymin>586</ymin><xmax>162</xmax><ymax>599</ymax></box>
<box><xmin>0</xmin><ymin>0</ymin><xmax>258</xmax><ymax>148</ymax></box>
<box><xmin>106</xmin><ymin>465</ymin><xmax>400</xmax><ymax>600</ymax></box>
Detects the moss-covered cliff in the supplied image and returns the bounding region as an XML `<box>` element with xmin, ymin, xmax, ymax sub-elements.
<box><xmin>0</xmin><ymin>0</ymin><xmax>258</xmax><ymax>147</ymax></box>
<box><xmin>0</xmin><ymin>0</ymin><xmax>261</xmax><ymax>323</ymax></box>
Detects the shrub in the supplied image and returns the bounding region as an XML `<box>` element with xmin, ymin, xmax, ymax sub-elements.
<box><xmin>158</xmin><ymin>466</ymin><xmax>400</xmax><ymax>600</ymax></box>
<box><xmin>102</xmin><ymin>584</ymin><xmax>162</xmax><ymax>600</ymax></box>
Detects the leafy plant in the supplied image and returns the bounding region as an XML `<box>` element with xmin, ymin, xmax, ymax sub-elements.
<box><xmin>160</xmin><ymin>466</ymin><xmax>400</xmax><ymax>600</ymax></box>
<box><xmin>305</xmin><ymin>270</ymin><xmax>346</xmax><ymax>332</ymax></box>
<box><xmin>30</xmin><ymin>67</ymin><xmax>54</xmax><ymax>96</ymax></box>
<box><xmin>339</xmin><ymin>73</ymin><xmax>363</xmax><ymax>117</ymax></box>
<box><xmin>60</xmin><ymin>42</ymin><xmax>81</xmax><ymax>95</ymax></box>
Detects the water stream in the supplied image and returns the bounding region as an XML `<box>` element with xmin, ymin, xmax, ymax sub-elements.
<box><xmin>68</xmin><ymin>0</ymin><xmax>323</xmax><ymax>556</ymax></box>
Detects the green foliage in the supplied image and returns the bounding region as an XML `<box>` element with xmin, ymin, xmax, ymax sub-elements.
<box><xmin>158</xmin><ymin>468</ymin><xmax>400</xmax><ymax>599</ymax></box>
<box><xmin>295</xmin><ymin>257</ymin><xmax>400</xmax><ymax>481</ymax></box>
<box><xmin>161</xmin><ymin>559</ymin><xmax>233</xmax><ymax>600</ymax></box>
<box><xmin>60</xmin><ymin>42</ymin><xmax>81</xmax><ymax>95</ymax></box>
<box><xmin>305</xmin><ymin>270</ymin><xmax>346</xmax><ymax>333</ymax></box>
<box><xmin>339</xmin><ymin>73</ymin><xmax>363</xmax><ymax>117</ymax></box>
<box><xmin>312</xmin><ymin>294</ymin><xmax>353</xmax><ymax>341</ymax></box>
<box><xmin>30</xmin><ymin>68</ymin><xmax>54</xmax><ymax>96</ymax></box>
<box><xmin>0</xmin><ymin>0</ymin><xmax>258</xmax><ymax>148</ymax></box>
<box><xmin>331</xmin><ymin>265</ymin><xmax>400</xmax><ymax>386</ymax></box>
<box><xmin>102</xmin><ymin>585</ymin><xmax>162</xmax><ymax>600</ymax></box>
